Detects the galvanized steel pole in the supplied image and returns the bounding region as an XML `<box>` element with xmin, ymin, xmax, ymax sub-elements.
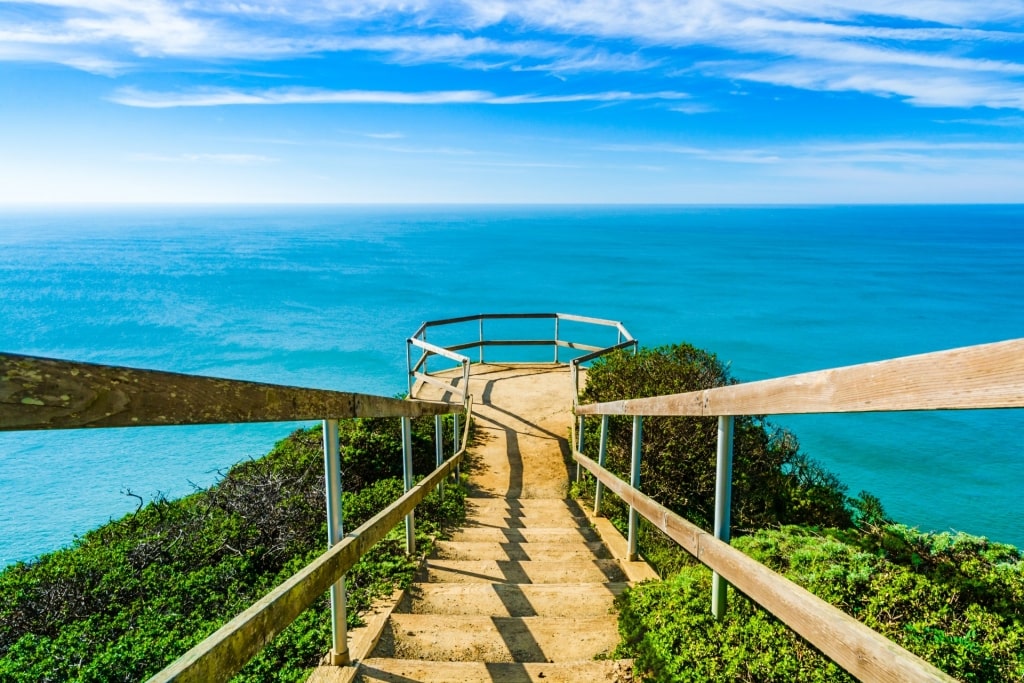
<box><xmin>593</xmin><ymin>415</ymin><xmax>609</xmax><ymax>516</ymax></box>
<box><xmin>405</xmin><ymin>340</ymin><xmax>413</xmax><ymax>397</ymax></box>
<box><xmin>401</xmin><ymin>416</ymin><xmax>415</xmax><ymax>555</ymax></box>
<box><xmin>576</xmin><ymin>415</ymin><xmax>584</xmax><ymax>481</ymax></box>
<box><xmin>322</xmin><ymin>419</ymin><xmax>349</xmax><ymax>665</ymax></box>
<box><xmin>434</xmin><ymin>415</ymin><xmax>443</xmax><ymax>496</ymax></box>
<box><xmin>712</xmin><ymin>415</ymin><xmax>735</xmax><ymax>619</ymax></box>
<box><xmin>479</xmin><ymin>318</ymin><xmax>485</xmax><ymax>363</ymax></box>
<box><xmin>554</xmin><ymin>317</ymin><xmax>560</xmax><ymax>363</ymax></box>
<box><xmin>627</xmin><ymin>416</ymin><xmax>643</xmax><ymax>561</ymax></box>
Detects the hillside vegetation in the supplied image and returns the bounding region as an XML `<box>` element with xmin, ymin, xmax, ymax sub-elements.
<box><xmin>576</xmin><ymin>345</ymin><xmax>1024</xmax><ymax>682</ymax></box>
<box><xmin>0</xmin><ymin>416</ymin><xmax>464</xmax><ymax>682</ymax></box>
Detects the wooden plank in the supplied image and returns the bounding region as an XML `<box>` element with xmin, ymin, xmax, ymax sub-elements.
<box><xmin>552</xmin><ymin>312</ymin><xmax>622</xmax><ymax>327</ymax></box>
<box><xmin>574</xmin><ymin>452</ymin><xmax>957</xmax><ymax>683</ymax></box>
<box><xmin>0</xmin><ymin>353</ymin><xmax>460</xmax><ymax>431</ymax></box>
<box><xmin>408</xmin><ymin>337</ymin><xmax>470</xmax><ymax>364</ymax></box>
<box><xmin>149</xmin><ymin>399</ymin><xmax>473</xmax><ymax>683</ymax></box>
<box><xmin>412</xmin><ymin>371</ymin><xmax>468</xmax><ymax>398</ymax></box>
<box><xmin>423</xmin><ymin>313</ymin><xmax>558</xmax><ymax>329</ymax></box>
<box><xmin>554</xmin><ymin>340</ymin><xmax>604</xmax><ymax>352</ymax></box>
<box><xmin>576</xmin><ymin>338</ymin><xmax>1024</xmax><ymax>416</ymax></box>
<box><xmin>571</xmin><ymin>339</ymin><xmax>637</xmax><ymax>365</ymax></box>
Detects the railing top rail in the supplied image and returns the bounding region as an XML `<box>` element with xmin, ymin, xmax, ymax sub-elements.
<box><xmin>408</xmin><ymin>337</ymin><xmax>471</xmax><ymax>365</ymax></box>
<box><xmin>413</xmin><ymin>312</ymin><xmax>628</xmax><ymax>338</ymax></box>
<box><xmin>576</xmin><ymin>338</ymin><xmax>1024</xmax><ymax>417</ymax></box>
<box><xmin>0</xmin><ymin>352</ymin><xmax>461</xmax><ymax>432</ymax></box>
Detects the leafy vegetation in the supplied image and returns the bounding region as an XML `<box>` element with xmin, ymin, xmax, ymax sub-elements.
<box><xmin>577</xmin><ymin>345</ymin><xmax>1024</xmax><ymax>682</ymax></box>
<box><xmin>0</xmin><ymin>416</ymin><xmax>465</xmax><ymax>682</ymax></box>
<box><xmin>579</xmin><ymin>344</ymin><xmax>851</xmax><ymax>533</ymax></box>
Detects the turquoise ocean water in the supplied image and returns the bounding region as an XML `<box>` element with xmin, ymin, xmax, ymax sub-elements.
<box><xmin>1</xmin><ymin>205</ymin><xmax>1022</xmax><ymax>565</ymax></box>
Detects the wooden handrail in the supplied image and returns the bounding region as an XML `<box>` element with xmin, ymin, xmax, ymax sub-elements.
<box><xmin>149</xmin><ymin>397</ymin><xmax>473</xmax><ymax>682</ymax></box>
<box><xmin>0</xmin><ymin>353</ymin><xmax>460</xmax><ymax>432</ymax></box>
<box><xmin>574</xmin><ymin>451</ymin><xmax>956</xmax><ymax>683</ymax></box>
<box><xmin>576</xmin><ymin>338</ymin><xmax>1024</xmax><ymax>417</ymax></box>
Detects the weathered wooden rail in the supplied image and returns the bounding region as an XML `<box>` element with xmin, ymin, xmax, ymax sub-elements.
<box><xmin>0</xmin><ymin>352</ymin><xmax>469</xmax><ymax>682</ymax></box>
<box><xmin>574</xmin><ymin>337</ymin><xmax>1024</xmax><ymax>683</ymax></box>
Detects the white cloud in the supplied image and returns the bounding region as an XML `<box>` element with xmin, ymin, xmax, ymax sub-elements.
<box><xmin>600</xmin><ymin>137</ymin><xmax>1024</xmax><ymax>167</ymax></box>
<box><xmin>128</xmin><ymin>152</ymin><xmax>276</xmax><ymax>164</ymax></box>
<box><xmin>3</xmin><ymin>0</ymin><xmax>1024</xmax><ymax>111</ymax></box>
<box><xmin>110</xmin><ymin>86</ymin><xmax>693</xmax><ymax>108</ymax></box>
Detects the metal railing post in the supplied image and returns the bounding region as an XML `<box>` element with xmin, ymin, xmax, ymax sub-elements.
<box><xmin>479</xmin><ymin>318</ymin><xmax>485</xmax><ymax>363</ymax></box>
<box><xmin>627</xmin><ymin>416</ymin><xmax>643</xmax><ymax>561</ymax></box>
<box><xmin>435</xmin><ymin>415</ymin><xmax>443</xmax><ymax>468</ymax></box>
<box><xmin>554</xmin><ymin>317</ymin><xmax>560</xmax><ymax>363</ymax></box>
<box><xmin>575</xmin><ymin>415</ymin><xmax>584</xmax><ymax>481</ymax></box>
<box><xmin>594</xmin><ymin>415</ymin><xmax>609</xmax><ymax>516</ymax></box>
<box><xmin>712</xmin><ymin>415</ymin><xmax>735</xmax><ymax>619</ymax></box>
<box><xmin>434</xmin><ymin>415</ymin><xmax>443</xmax><ymax>497</ymax></box>
<box><xmin>422</xmin><ymin>329</ymin><xmax>428</xmax><ymax>375</ymax></box>
<box><xmin>322</xmin><ymin>419</ymin><xmax>350</xmax><ymax>665</ymax></box>
<box><xmin>405</xmin><ymin>339</ymin><xmax>413</xmax><ymax>397</ymax></box>
<box><xmin>401</xmin><ymin>416</ymin><xmax>415</xmax><ymax>555</ymax></box>
<box><xmin>453</xmin><ymin>412</ymin><xmax>461</xmax><ymax>482</ymax></box>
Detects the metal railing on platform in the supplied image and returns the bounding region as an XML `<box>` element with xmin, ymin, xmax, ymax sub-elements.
<box><xmin>406</xmin><ymin>312</ymin><xmax>636</xmax><ymax>400</ymax></box>
<box><xmin>573</xmin><ymin>337</ymin><xmax>1024</xmax><ymax>683</ymax></box>
<box><xmin>0</xmin><ymin>352</ymin><xmax>469</xmax><ymax>682</ymax></box>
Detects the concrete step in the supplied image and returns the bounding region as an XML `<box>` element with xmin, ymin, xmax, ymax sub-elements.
<box><xmin>463</xmin><ymin>510</ymin><xmax>587</xmax><ymax>530</ymax></box>
<box><xmin>358</xmin><ymin>658</ymin><xmax>634</xmax><ymax>682</ymax></box>
<box><xmin>373</xmin><ymin>614</ymin><xmax>620</xmax><ymax>662</ymax></box>
<box><xmin>465</xmin><ymin>497</ymin><xmax>589</xmax><ymax>517</ymax></box>
<box><xmin>420</xmin><ymin>559</ymin><xmax>628</xmax><ymax>584</ymax></box>
<box><xmin>449</xmin><ymin>527</ymin><xmax>600</xmax><ymax>543</ymax></box>
<box><xmin>433</xmin><ymin>540</ymin><xmax>611</xmax><ymax>561</ymax></box>
<box><xmin>402</xmin><ymin>582</ymin><xmax>627</xmax><ymax>617</ymax></box>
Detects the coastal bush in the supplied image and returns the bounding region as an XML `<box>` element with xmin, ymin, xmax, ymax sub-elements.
<box><xmin>615</xmin><ymin>525</ymin><xmax>1024</xmax><ymax>682</ymax></box>
<box><xmin>579</xmin><ymin>344</ymin><xmax>852</xmax><ymax>534</ymax></box>
<box><xmin>0</xmin><ymin>416</ymin><xmax>465</xmax><ymax>682</ymax></box>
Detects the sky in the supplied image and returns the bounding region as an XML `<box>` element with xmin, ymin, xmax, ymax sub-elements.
<box><xmin>1</xmin><ymin>1</ymin><xmax>1024</xmax><ymax>204</ymax></box>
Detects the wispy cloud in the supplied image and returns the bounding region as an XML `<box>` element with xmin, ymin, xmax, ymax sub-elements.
<box><xmin>127</xmin><ymin>152</ymin><xmax>276</xmax><ymax>164</ymax></box>
<box><xmin>3</xmin><ymin>0</ymin><xmax>1024</xmax><ymax>111</ymax></box>
<box><xmin>601</xmin><ymin>138</ymin><xmax>1024</xmax><ymax>166</ymax></box>
<box><xmin>111</xmin><ymin>86</ymin><xmax>693</xmax><ymax>108</ymax></box>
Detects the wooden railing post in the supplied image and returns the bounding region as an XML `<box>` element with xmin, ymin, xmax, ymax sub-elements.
<box><xmin>712</xmin><ymin>415</ymin><xmax>735</xmax><ymax>619</ymax></box>
<box><xmin>627</xmin><ymin>416</ymin><xmax>643</xmax><ymax>561</ymax></box>
<box><xmin>593</xmin><ymin>415</ymin><xmax>609</xmax><ymax>516</ymax></box>
<box><xmin>401</xmin><ymin>416</ymin><xmax>415</xmax><ymax>555</ymax></box>
<box><xmin>322</xmin><ymin>419</ymin><xmax>349</xmax><ymax>665</ymax></box>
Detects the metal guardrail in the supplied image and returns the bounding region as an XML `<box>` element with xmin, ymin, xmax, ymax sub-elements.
<box><xmin>573</xmin><ymin>337</ymin><xmax>1024</xmax><ymax>683</ymax></box>
<box><xmin>0</xmin><ymin>352</ymin><xmax>469</xmax><ymax>682</ymax></box>
<box><xmin>407</xmin><ymin>312</ymin><xmax>636</xmax><ymax>400</ymax></box>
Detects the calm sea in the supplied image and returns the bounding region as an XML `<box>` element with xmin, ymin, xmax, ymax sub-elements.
<box><xmin>1</xmin><ymin>205</ymin><xmax>1022</xmax><ymax>565</ymax></box>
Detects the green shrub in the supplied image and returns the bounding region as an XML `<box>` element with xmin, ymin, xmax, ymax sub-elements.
<box><xmin>0</xmin><ymin>417</ymin><xmax>466</xmax><ymax>682</ymax></box>
<box><xmin>580</xmin><ymin>345</ymin><xmax>852</xmax><ymax>535</ymax></box>
<box><xmin>615</xmin><ymin>526</ymin><xmax>1024</xmax><ymax>682</ymax></box>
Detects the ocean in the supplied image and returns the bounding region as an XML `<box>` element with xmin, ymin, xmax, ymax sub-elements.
<box><xmin>1</xmin><ymin>205</ymin><xmax>1022</xmax><ymax>565</ymax></box>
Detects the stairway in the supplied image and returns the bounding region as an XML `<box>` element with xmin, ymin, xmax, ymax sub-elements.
<box><xmin>313</xmin><ymin>364</ymin><xmax>656</xmax><ymax>683</ymax></box>
<box><xmin>359</xmin><ymin>495</ymin><xmax>636</xmax><ymax>681</ymax></box>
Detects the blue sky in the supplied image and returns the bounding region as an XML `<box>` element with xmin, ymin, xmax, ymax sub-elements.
<box><xmin>1</xmin><ymin>1</ymin><xmax>1023</xmax><ymax>203</ymax></box>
